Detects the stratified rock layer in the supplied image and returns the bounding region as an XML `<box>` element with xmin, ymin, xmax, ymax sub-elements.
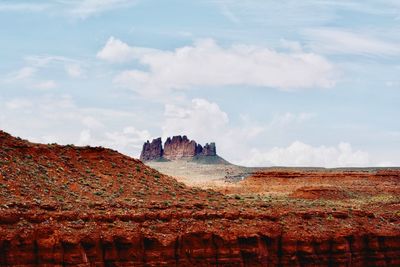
<box><xmin>0</xmin><ymin>130</ymin><xmax>399</xmax><ymax>266</ymax></box>
<box><xmin>140</xmin><ymin>135</ymin><xmax>217</xmax><ymax>162</ymax></box>
<box><xmin>1</xmin><ymin>228</ymin><xmax>399</xmax><ymax>266</ymax></box>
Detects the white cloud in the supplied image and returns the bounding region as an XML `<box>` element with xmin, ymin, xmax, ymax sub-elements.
<box><xmin>162</xmin><ymin>98</ymin><xmax>229</xmax><ymax>143</ymax></box>
<box><xmin>240</xmin><ymin>141</ymin><xmax>370</xmax><ymax>167</ymax></box>
<box><xmin>3</xmin><ymin>55</ymin><xmax>87</xmax><ymax>90</ymax></box>
<box><xmin>25</xmin><ymin>55</ymin><xmax>77</xmax><ymax>67</ymax></box>
<box><xmin>98</xmin><ymin>38</ymin><xmax>337</xmax><ymax>97</ymax></box>
<box><xmin>67</xmin><ymin>0</ymin><xmax>138</xmax><ymax>19</ymax></box>
<box><xmin>81</xmin><ymin>116</ymin><xmax>104</xmax><ymax>129</ymax></box>
<box><xmin>97</xmin><ymin>36</ymin><xmax>157</xmax><ymax>63</ymax></box>
<box><xmin>161</xmin><ymin>98</ymin><xmax>268</xmax><ymax>163</ymax></box>
<box><xmin>280</xmin><ymin>39</ymin><xmax>303</xmax><ymax>53</ymax></box>
<box><xmin>0</xmin><ymin>95</ymin><xmax>149</xmax><ymax>157</ymax></box>
<box><xmin>76</xmin><ymin>126</ymin><xmax>151</xmax><ymax>153</ymax></box>
<box><xmin>6</xmin><ymin>67</ymin><xmax>36</xmax><ymax>82</ymax></box>
<box><xmin>25</xmin><ymin>55</ymin><xmax>84</xmax><ymax>74</ymax></box>
<box><xmin>97</xmin><ymin>36</ymin><xmax>136</xmax><ymax>62</ymax></box>
<box><xmin>34</xmin><ymin>80</ymin><xmax>58</xmax><ymax>90</ymax></box>
<box><xmin>5</xmin><ymin>99</ymin><xmax>33</xmax><ymax>110</ymax></box>
<box><xmin>65</xmin><ymin>64</ymin><xmax>84</xmax><ymax>78</ymax></box>
<box><xmin>104</xmin><ymin>126</ymin><xmax>151</xmax><ymax>151</ymax></box>
<box><xmin>304</xmin><ymin>28</ymin><xmax>400</xmax><ymax>56</ymax></box>
<box><xmin>77</xmin><ymin>129</ymin><xmax>92</xmax><ymax>145</ymax></box>
<box><xmin>160</xmin><ymin>99</ymin><xmax>378</xmax><ymax>167</ymax></box>
<box><xmin>213</xmin><ymin>1</ymin><xmax>400</xmax><ymax>27</ymax></box>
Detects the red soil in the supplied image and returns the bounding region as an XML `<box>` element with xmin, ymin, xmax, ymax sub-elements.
<box><xmin>0</xmin><ymin>131</ymin><xmax>399</xmax><ymax>266</ymax></box>
<box><xmin>226</xmin><ymin>169</ymin><xmax>400</xmax><ymax>197</ymax></box>
<box><xmin>290</xmin><ymin>186</ymin><xmax>351</xmax><ymax>200</ymax></box>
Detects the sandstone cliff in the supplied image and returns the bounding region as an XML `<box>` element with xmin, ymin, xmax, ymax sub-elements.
<box><xmin>140</xmin><ymin>135</ymin><xmax>217</xmax><ymax>162</ymax></box>
<box><xmin>164</xmin><ymin>135</ymin><xmax>198</xmax><ymax>160</ymax></box>
<box><xmin>140</xmin><ymin>137</ymin><xmax>163</xmax><ymax>161</ymax></box>
<box><xmin>1</xmin><ymin>226</ymin><xmax>400</xmax><ymax>266</ymax></box>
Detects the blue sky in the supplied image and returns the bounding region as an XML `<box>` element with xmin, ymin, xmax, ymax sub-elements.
<box><xmin>1</xmin><ymin>0</ymin><xmax>399</xmax><ymax>167</ymax></box>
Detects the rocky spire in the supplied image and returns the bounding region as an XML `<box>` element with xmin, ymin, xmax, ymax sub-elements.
<box><xmin>139</xmin><ymin>137</ymin><xmax>163</xmax><ymax>161</ymax></box>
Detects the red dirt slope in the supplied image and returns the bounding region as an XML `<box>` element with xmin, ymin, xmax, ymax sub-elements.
<box><xmin>0</xmin><ymin>131</ymin><xmax>399</xmax><ymax>266</ymax></box>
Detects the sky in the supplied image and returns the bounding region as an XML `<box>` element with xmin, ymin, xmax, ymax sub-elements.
<box><xmin>1</xmin><ymin>0</ymin><xmax>399</xmax><ymax>167</ymax></box>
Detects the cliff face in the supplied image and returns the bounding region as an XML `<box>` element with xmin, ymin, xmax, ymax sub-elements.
<box><xmin>140</xmin><ymin>135</ymin><xmax>217</xmax><ymax>162</ymax></box>
<box><xmin>201</xmin><ymin>142</ymin><xmax>216</xmax><ymax>156</ymax></box>
<box><xmin>1</xmin><ymin>229</ymin><xmax>399</xmax><ymax>266</ymax></box>
<box><xmin>164</xmin><ymin>135</ymin><xmax>198</xmax><ymax>160</ymax></box>
<box><xmin>140</xmin><ymin>137</ymin><xmax>163</xmax><ymax>161</ymax></box>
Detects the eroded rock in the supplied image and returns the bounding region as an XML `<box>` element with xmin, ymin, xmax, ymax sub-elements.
<box><xmin>140</xmin><ymin>137</ymin><xmax>163</xmax><ymax>161</ymax></box>
<box><xmin>140</xmin><ymin>135</ymin><xmax>217</xmax><ymax>162</ymax></box>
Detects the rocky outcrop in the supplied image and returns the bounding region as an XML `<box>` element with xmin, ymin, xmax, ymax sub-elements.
<box><xmin>0</xmin><ymin>228</ymin><xmax>399</xmax><ymax>266</ymax></box>
<box><xmin>140</xmin><ymin>135</ymin><xmax>217</xmax><ymax>162</ymax></box>
<box><xmin>140</xmin><ymin>137</ymin><xmax>163</xmax><ymax>161</ymax></box>
<box><xmin>201</xmin><ymin>142</ymin><xmax>216</xmax><ymax>156</ymax></box>
<box><xmin>164</xmin><ymin>135</ymin><xmax>198</xmax><ymax>160</ymax></box>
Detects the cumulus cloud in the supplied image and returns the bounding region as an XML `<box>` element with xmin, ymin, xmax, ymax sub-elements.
<box><xmin>104</xmin><ymin>126</ymin><xmax>151</xmax><ymax>151</ymax></box>
<box><xmin>163</xmin><ymin>99</ymin><xmax>259</xmax><ymax>163</ymax></box>
<box><xmin>161</xmin><ymin>98</ymin><xmax>377</xmax><ymax>167</ymax></box>
<box><xmin>96</xmin><ymin>37</ymin><xmax>156</xmax><ymax>63</ymax></box>
<box><xmin>240</xmin><ymin>141</ymin><xmax>370</xmax><ymax>167</ymax></box>
<box><xmin>73</xmin><ymin>126</ymin><xmax>151</xmax><ymax>155</ymax></box>
<box><xmin>77</xmin><ymin>129</ymin><xmax>92</xmax><ymax>145</ymax></box>
<box><xmin>162</xmin><ymin>98</ymin><xmax>268</xmax><ymax>162</ymax></box>
<box><xmin>76</xmin><ymin>126</ymin><xmax>151</xmax><ymax>155</ymax></box>
<box><xmin>0</xmin><ymin>95</ymin><xmax>149</xmax><ymax>157</ymax></box>
<box><xmin>97</xmin><ymin>37</ymin><xmax>337</xmax><ymax>97</ymax></box>
<box><xmin>162</xmin><ymin>98</ymin><xmax>229</xmax><ymax>144</ymax></box>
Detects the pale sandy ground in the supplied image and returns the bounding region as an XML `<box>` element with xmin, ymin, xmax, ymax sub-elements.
<box><xmin>146</xmin><ymin>161</ymin><xmax>400</xmax><ymax>197</ymax></box>
<box><xmin>146</xmin><ymin>160</ymin><xmax>253</xmax><ymax>190</ymax></box>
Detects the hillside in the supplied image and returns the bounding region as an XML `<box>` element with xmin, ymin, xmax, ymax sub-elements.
<box><xmin>0</xmin><ymin>130</ymin><xmax>399</xmax><ymax>266</ymax></box>
<box><xmin>0</xmin><ymin>131</ymin><xmax>222</xmax><ymax>205</ymax></box>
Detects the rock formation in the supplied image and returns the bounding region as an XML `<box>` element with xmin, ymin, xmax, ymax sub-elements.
<box><xmin>164</xmin><ymin>135</ymin><xmax>198</xmax><ymax>160</ymax></box>
<box><xmin>140</xmin><ymin>135</ymin><xmax>217</xmax><ymax>162</ymax></box>
<box><xmin>139</xmin><ymin>137</ymin><xmax>163</xmax><ymax>161</ymax></box>
<box><xmin>0</xmin><ymin>130</ymin><xmax>399</xmax><ymax>266</ymax></box>
<box><xmin>201</xmin><ymin>142</ymin><xmax>216</xmax><ymax>156</ymax></box>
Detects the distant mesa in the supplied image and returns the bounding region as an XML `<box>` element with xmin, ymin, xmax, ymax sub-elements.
<box><xmin>140</xmin><ymin>135</ymin><xmax>224</xmax><ymax>163</ymax></box>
